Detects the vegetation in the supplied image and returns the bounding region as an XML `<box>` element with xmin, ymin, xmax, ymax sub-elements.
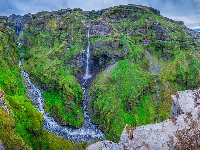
<box><xmin>0</xmin><ymin>3</ymin><xmax>199</xmax><ymax>148</ymax></box>
<box><xmin>21</xmin><ymin>11</ymin><xmax>87</xmax><ymax>127</ymax></box>
<box><xmin>87</xmin><ymin>5</ymin><xmax>200</xmax><ymax>142</ymax></box>
<box><xmin>0</xmin><ymin>22</ymin><xmax>86</xmax><ymax>149</ymax></box>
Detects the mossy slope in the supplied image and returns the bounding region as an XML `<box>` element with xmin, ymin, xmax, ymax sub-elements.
<box><xmin>87</xmin><ymin>5</ymin><xmax>200</xmax><ymax>142</ymax></box>
<box><xmin>0</xmin><ymin>22</ymin><xmax>86</xmax><ymax>150</ymax></box>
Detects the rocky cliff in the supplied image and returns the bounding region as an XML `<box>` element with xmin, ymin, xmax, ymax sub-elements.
<box><xmin>87</xmin><ymin>87</ymin><xmax>200</xmax><ymax>149</ymax></box>
<box><xmin>0</xmin><ymin>3</ymin><xmax>200</xmax><ymax>149</ymax></box>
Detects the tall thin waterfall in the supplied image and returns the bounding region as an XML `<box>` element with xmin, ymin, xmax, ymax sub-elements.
<box><xmin>20</xmin><ymin>30</ymin><xmax>105</xmax><ymax>142</ymax></box>
<box><xmin>83</xmin><ymin>26</ymin><xmax>92</xmax><ymax>80</ymax></box>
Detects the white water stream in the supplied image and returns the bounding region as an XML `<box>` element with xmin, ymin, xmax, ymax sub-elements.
<box><xmin>19</xmin><ymin>26</ymin><xmax>105</xmax><ymax>142</ymax></box>
<box><xmin>83</xmin><ymin>25</ymin><xmax>92</xmax><ymax>80</ymax></box>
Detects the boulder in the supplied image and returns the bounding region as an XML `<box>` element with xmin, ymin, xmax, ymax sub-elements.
<box><xmin>87</xmin><ymin>87</ymin><xmax>200</xmax><ymax>150</ymax></box>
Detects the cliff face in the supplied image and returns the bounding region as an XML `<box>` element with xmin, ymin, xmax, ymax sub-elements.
<box><xmin>87</xmin><ymin>87</ymin><xmax>200</xmax><ymax>149</ymax></box>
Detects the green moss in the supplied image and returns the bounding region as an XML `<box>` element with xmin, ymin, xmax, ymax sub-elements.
<box><xmin>43</xmin><ymin>91</ymin><xmax>84</xmax><ymax>126</ymax></box>
<box><xmin>89</xmin><ymin>59</ymin><xmax>156</xmax><ymax>141</ymax></box>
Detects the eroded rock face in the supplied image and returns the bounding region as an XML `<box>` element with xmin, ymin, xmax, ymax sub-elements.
<box><xmin>86</xmin><ymin>87</ymin><xmax>200</xmax><ymax>150</ymax></box>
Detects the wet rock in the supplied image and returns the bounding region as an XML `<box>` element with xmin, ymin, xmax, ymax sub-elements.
<box><xmin>87</xmin><ymin>87</ymin><xmax>200</xmax><ymax>149</ymax></box>
<box><xmin>0</xmin><ymin>89</ymin><xmax>10</xmax><ymax>115</ymax></box>
<box><xmin>69</xmin><ymin>50</ymin><xmax>85</xmax><ymax>68</ymax></box>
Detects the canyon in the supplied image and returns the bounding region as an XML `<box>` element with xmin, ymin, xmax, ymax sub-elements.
<box><xmin>0</xmin><ymin>4</ymin><xmax>199</xmax><ymax>149</ymax></box>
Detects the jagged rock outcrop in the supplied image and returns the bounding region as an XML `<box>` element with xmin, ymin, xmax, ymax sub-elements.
<box><xmin>87</xmin><ymin>87</ymin><xmax>200</xmax><ymax>150</ymax></box>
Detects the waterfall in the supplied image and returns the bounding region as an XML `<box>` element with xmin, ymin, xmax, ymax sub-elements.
<box><xmin>19</xmin><ymin>29</ymin><xmax>105</xmax><ymax>143</ymax></box>
<box><xmin>83</xmin><ymin>25</ymin><xmax>92</xmax><ymax>80</ymax></box>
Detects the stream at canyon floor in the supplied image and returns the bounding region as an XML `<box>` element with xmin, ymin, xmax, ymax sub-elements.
<box><xmin>21</xmin><ymin>71</ymin><xmax>105</xmax><ymax>142</ymax></box>
<box><xmin>19</xmin><ymin>26</ymin><xmax>105</xmax><ymax>142</ymax></box>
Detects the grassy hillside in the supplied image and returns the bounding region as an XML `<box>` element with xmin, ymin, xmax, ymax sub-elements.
<box><xmin>0</xmin><ymin>22</ymin><xmax>86</xmax><ymax>150</ymax></box>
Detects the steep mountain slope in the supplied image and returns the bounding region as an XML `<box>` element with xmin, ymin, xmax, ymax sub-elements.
<box><xmin>21</xmin><ymin>10</ymin><xmax>87</xmax><ymax>127</ymax></box>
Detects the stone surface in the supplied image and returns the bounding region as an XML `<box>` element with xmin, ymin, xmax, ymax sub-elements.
<box><xmin>87</xmin><ymin>87</ymin><xmax>200</xmax><ymax>150</ymax></box>
<box><xmin>0</xmin><ymin>89</ymin><xmax>10</xmax><ymax>115</ymax></box>
<box><xmin>87</xmin><ymin>141</ymin><xmax>120</xmax><ymax>150</ymax></box>
<box><xmin>0</xmin><ymin>140</ymin><xmax>5</xmax><ymax>150</ymax></box>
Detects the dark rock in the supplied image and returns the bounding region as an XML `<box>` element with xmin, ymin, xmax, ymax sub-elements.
<box><xmin>151</xmin><ymin>22</ymin><xmax>168</xmax><ymax>34</ymax></box>
<box><xmin>148</xmin><ymin>7</ymin><xmax>160</xmax><ymax>15</ymax></box>
<box><xmin>90</xmin><ymin>19</ymin><xmax>112</xmax><ymax>36</ymax></box>
<box><xmin>99</xmin><ymin>56</ymin><xmax>106</xmax><ymax>65</ymax></box>
<box><xmin>132</xmin><ymin>16</ymin><xmax>137</xmax><ymax>22</ymax></box>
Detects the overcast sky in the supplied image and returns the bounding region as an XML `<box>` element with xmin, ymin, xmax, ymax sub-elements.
<box><xmin>0</xmin><ymin>0</ymin><xmax>200</xmax><ymax>28</ymax></box>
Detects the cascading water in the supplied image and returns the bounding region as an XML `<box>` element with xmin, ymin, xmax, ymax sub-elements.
<box><xmin>19</xmin><ymin>25</ymin><xmax>105</xmax><ymax>142</ymax></box>
<box><xmin>83</xmin><ymin>25</ymin><xmax>92</xmax><ymax>80</ymax></box>
<box><xmin>145</xmin><ymin>50</ymin><xmax>160</xmax><ymax>123</ymax></box>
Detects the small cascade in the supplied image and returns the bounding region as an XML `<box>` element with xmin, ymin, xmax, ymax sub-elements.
<box><xmin>83</xmin><ymin>25</ymin><xmax>92</xmax><ymax>80</ymax></box>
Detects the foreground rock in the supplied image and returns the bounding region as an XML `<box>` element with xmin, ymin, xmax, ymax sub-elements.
<box><xmin>87</xmin><ymin>87</ymin><xmax>200</xmax><ymax>150</ymax></box>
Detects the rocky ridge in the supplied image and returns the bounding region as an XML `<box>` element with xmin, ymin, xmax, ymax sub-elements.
<box><xmin>87</xmin><ymin>87</ymin><xmax>200</xmax><ymax>149</ymax></box>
